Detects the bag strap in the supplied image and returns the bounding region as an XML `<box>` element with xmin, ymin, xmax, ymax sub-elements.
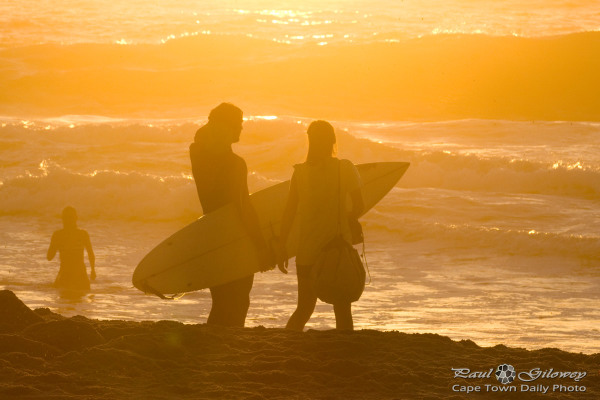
<box><xmin>340</xmin><ymin>159</ymin><xmax>372</xmax><ymax>284</ymax></box>
<box><xmin>362</xmin><ymin>239</ymin><xmax>372</xmax><ymax>285</ymax></box>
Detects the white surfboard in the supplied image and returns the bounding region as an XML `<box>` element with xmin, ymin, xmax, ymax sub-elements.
<box><xmin>133</xmin><ymin>162</ymin><xmax>409</xmax><ymax>296</ymax></box>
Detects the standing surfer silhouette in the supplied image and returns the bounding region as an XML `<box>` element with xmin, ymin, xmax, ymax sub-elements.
<box><xmin>278</xmin><ymin>120</ymin><xmax>364</xmax><ymax>331</ymax></box>
<box><xmin>190</xmin><ymin>103</ymin><xmax>273</xmax><ymax>327</ymax></box>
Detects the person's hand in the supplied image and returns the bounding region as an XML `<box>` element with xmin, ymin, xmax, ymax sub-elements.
<box><xmin>90</xmin><ymin>268</ymin><xmax>96</xmax><ymax>281</ymax></box>
<box><xmin>257</xmin><ymin>242</ymin><xmax>275</xmax><ymax>272</ymax></box>
<box><xmin>277</xmin><ymin>252</ymin><xmax>288</xmax><ymax>274</ymax></box>
<box><xmin>348</xmin><ymin>217</ymin><xmax>363</xmax><ymax>245</ymax></box>
<box><xmin>275</xmin><ymin>239</ymin><xmax>288</xmax><ymax>274</ymax></box>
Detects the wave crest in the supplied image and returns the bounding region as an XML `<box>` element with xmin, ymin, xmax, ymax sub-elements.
<box><xmin>0</xmin><ymin>160</ymin><xmax>200</xmax><ymax>221</ymax></box>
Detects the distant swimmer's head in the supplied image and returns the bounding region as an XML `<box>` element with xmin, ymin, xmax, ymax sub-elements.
<box><xmin>61</xmin><ymin>206</ymin><xmax>78</xmax><ymax>229</ymax></box>
<box><xmin>306</xmin><ymin>120</ymin><xmax>337</xmax><ymax>161</ymax></box>
<box><xmin>208</xmin><ymin>102</ymin><xmax>244</xmax><ymax>144</ymax></box>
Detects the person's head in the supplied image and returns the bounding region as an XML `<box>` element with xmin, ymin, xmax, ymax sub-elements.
<box><xmin>61</xmin><ymin>206</ymin><xmax>77</xmax><ymax>229</ymax></box>
<box><xmin>306</xmin><ymin>120</ymin><xmax>336</xmax><ymax>161</ymax></box>
<box><xmin>207</xmin><ymin>103</ymin><xmax>244</xmax><ymax>144</ymax></box>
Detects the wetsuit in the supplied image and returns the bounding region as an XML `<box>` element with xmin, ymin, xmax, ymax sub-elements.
<box><xmin>190</xmin><ymin>125</ymin><xmax>254</xmax><ymax>327</ymax></box>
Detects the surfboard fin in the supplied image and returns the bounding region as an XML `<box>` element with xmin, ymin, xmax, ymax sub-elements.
<box><xmin>139</xmin><ymin>279</ymin><xmax>183</xmax><ymax>300</ymax></box>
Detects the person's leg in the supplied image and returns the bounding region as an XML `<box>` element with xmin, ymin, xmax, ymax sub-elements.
<box><xmin>207</xmin><ymin>275</ymin><xmax>254</xmax><ymax>327</ymax></box>
<box><xmin>286</xmin><ymin>265</ymin><xmax>317</xmax><ymax>331</ymax></box>
<box><xmin>207</xmin><ymin>285</ymin><xmax>227</xmax><ymax>326</ymax></box>
<box><xmin>333</xmin><ymin>303</ymin><xmax>353</xmax><ymax>331</ymax></box>
<box><xmin>228</xmin><ymin>274</ymin><xmax>254</xmax><ymax>327</ymax></box>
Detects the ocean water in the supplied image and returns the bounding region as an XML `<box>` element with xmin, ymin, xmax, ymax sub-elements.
<box><xmin>1</xmin><ymin>1</ymin><xmax>600</xmax><ymax>120</ymax></box>
<box><xmin>1</xmin><ymin>117</ymin><xmax>598</xmax><ymax>354</ymax></box>
<box><xmin>1</xmin><ymin>1</ymin><xmax>599</xmax><ymax>354</ymax></box>
<box><xmin>2</xmin><ymin>0</ymin><xmax>600</xmax><ymax>46</ymax></box>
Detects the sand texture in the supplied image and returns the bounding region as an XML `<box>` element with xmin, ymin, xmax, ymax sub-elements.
<box><xmin>0</xmin><ymin>290</ymin><xmax>598</xmax><ymax>399</ymax></box>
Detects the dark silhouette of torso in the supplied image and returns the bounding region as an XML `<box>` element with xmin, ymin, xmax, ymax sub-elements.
<box><xmin>50</xmin><ymin>228</ymin><xmax>91</xmax><ymax>291</ymax></box>
<box><xmin>190</xmin><ymin>141</ymin><xmax>244</xmax><ymax>214</ymax></box>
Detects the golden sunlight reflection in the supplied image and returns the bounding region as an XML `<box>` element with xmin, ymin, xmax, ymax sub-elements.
<box><xmin>553</xmin><ymin>161</ymin><xmax>584</xmax><ymax>170</ymax></box>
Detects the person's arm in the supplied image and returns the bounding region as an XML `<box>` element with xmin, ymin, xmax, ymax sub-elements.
<box><xmin>84</xmin><ymin>231</ymin><xmax>96</xmax><ymax>280</ymax></box>
<box><xmin>47</xmin><ymin>232</ymin><xmax>58</xmax><ymax>261</ymax></box>
<box><xmin>235</xmin><ymin>160</ymin><xmax>273</xmax><ymax>272</ymax></box>
<box><xmin>348</xmin><ymin>188</ymin><xmax>365</xmax><ymax>219</ymax></box>
<box><xmin>277</xmin><ymin>173</ymin><xmax>299</xmax><ymax>274</ymax></box>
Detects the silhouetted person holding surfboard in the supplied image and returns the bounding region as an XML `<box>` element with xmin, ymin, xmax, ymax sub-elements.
<box><xmin>190</xmin><ymin>103</ymin><xmax>273</xmax><ymax>327</ymax></box>
<box><xmin>47</xmin><ymin>206</ymin><xmax>96</xmax><ymax>294</ymax></box>
<box><xmin>278</xmin><ymin>121</ymin><xmax>364</xmax><ymax>331</ymax></box>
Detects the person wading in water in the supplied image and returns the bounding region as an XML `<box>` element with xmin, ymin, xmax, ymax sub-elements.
<box><xmin>47</xmin><ymin>206</ymin><xmax>96</xmax><ymax>296</ymax></box>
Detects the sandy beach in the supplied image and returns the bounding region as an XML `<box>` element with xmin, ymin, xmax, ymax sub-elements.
<box><xmin>1</xmin><ymin>290</ymin><xmax>597</xmax><ymax>399</ymax></box>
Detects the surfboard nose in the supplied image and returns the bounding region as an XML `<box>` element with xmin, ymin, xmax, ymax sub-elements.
<box><xmin>374</xmin><ymin>161</ymin><xmax>410</xmax><ymax>173</ymax></box>
<box><xmin>358</xmin><ymin>162</ymin><xmax>410</xmax><ymax>214</ymax></box>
